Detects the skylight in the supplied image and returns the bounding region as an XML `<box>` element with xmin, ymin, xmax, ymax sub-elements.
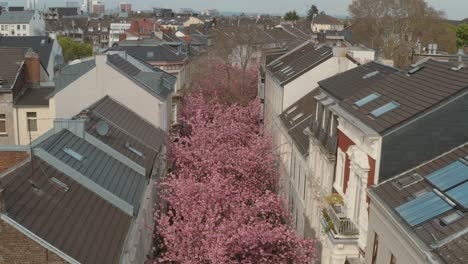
<box><xmin>126</xmin><ymin>142</ymin><xmax>145</xmax><ymax>158</ymax></box>
<box><xmin>272</xmin><ymin>61</ymin><xmax>284</xmax><ymax>69</ymax></box>
<box><xmin>407</xmin><ymin>66</ymin><xmax>424</xmax><ymax>75</ymax></box>
<box><xmin>371</xmin><ymin>101</ymin><xmax>400</xmax><ymax>117</ymax></box>
<box><xmin>355</xmin><ymin>93</ymin><xmax>381</xmax><ymax>107</ymax></box>
<box><xmin>63</xmin><ymin>148</ymin><xmax>84</xmax><ymax>162</ymax></box>
<box><xmin>363</xmin><ymin>71</ymin><xmax>379</xmax><ymax>79</ymax></box>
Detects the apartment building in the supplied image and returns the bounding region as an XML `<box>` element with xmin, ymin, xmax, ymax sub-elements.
<box><xmin>0</xmin><ymin>10</ymin><xmax>45</xmax><ymax>36</ymax></box>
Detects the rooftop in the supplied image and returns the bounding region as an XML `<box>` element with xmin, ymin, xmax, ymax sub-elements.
<box><xmin>373</xmin><ymin>143</ymin><xmax>468</xmax><ymax>263</ymax></box>
<box><xmin>0</xmin><ymin>151</ymin><xmax>28</xmax><ymax>174</ymax></box>
<box><xmin>81</xmin><ymin>96</ymin><xmax>166</xmax><ymax>175</ymax></box>
<box><xmin>313</xmin><ymin>14</ymin><xmax>343</xmax><ymax>26</ymax></box>
<box><xmin>267</xmin><ymin>42</ymin><xmax>333</xmax><ymax>85</ymax></box>
<box><xmin>0</xmin><ymin>36</ymin><xmax>58</xmax><ymax>70</ymax></box>
<box><xmin>280</xmin><ymin>91</ymin><xmax>318</xmax><ymax>155</ymax></box>
<box><xmin>38</xmin><ymin>129</ymin><xmax>147</xmax><ymax>215</ymax></box>
<box><xmin>340</xmin><ymin>59</ymin><xmax>468</xmax><ymax>133</ymax></box>
<box><xmin>319</xmin><ymin>61</ymin><xmax>399</xmax><ymax>101</ymax></box>
<box><xmin>0</xmin><ymin>156</ymin><xmax>131</xmax><ymax>264</ymax></box>
<box><xmin>15</xmin><ymin>87</ymin><xmax>54</xmax><ymax>106</ymax></box>
<box><xmin>0</xmin><ymin>10</ymin><xmax>35</xmax><ymax>24</ymax></box>
<box><xmin>117</xmin><ymin>44</ymin><xmax>187</xmax><ymax>63</ymax></box>
<box><xmin>0</xmin><ymin>47</ymin><xmax>28</xmax><ymax>90</ymax></box>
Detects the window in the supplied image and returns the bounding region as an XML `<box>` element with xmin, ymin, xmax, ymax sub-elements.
<box><xmin>22</xmin><ymin>25</ymin><xmax>26</xmax><ymax>30</ymax></box>
<box><xmin>1</xmin><ymin>25</ymin><xmax>4</xmax><ymax>31</ymax></box>
<box><xmin>322</xmin><ymin>109</ymin><xmax>327</xmax><ymax>130</ymax></box>
<box><xmin>171</xmin><ymin>103</ymin><xmax>177</xmax><ymax>123</ymax></box>
<box><xmin>371</xmin><ymin>233</ymin><xmax>379</xmax><ymax>264</ymax></box>
<box><xmin>330</xmin><ymin>115</ymin><xmax>335</xmax><ymax>137</ymax></box>
<box><xmin>27</xmin><ymin>112</ymin><xmax>38</xmax><ymax>132</ymax></box>
<box><xmin>371</xmin><ymin>102</ymin><xmax>400</xmax><ymax>117</ymax></box>
<box><xmin>0</xmin><ymin>114</ymin><xmax>6</xmax><ymax>134</ymax></box>
<box><xmin>355</xmin><ymin>93</ymin><xmax>381</xmax><ymax>107</ymax></box>
<box><xmin>390</xmin><ymin>254</ymin><xmax>397</xmax><ymax>264</ymax></box>
<box><xmin>17</xmin><ymin>25</ymin><xmax>20</xmax><ymax>30</ymax></box>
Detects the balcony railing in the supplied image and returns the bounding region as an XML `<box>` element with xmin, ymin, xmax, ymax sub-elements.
<box><xmin>322</xmin><ymin>204</ymin><xmax>359</xmax><ymax>239</ymax></box>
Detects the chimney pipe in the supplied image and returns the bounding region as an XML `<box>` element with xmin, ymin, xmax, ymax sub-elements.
<box><xmin>25</xmin><ymin>49</ymin><xmax>41</xmax><ymax>86</ymax></box>
<box><xmin>0</xmin><ymin>189</ymin><xmax>5</xmax><ymax>214</ymax></box>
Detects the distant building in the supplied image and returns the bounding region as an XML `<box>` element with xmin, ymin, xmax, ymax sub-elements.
<box><xmin>44</xmin><ymin>7</ymin><xmax>81</xmax><ymax>20</ymax></box>
<box><xmin>311</xmin><ymin>14</ymin><xmax>344</xmax><ymax>32</ymax></box>
<box><xmin>119</xmin><ymin>2</ymin><xmax>131</xmax><ymax>13</ymax></box>
<box><xmin>109</xmin><ymin>21</ymin><xmax>131</xmax><ymax>47</ymax></box>
<box><xmin>153</xmin><ymin>7</ymin><xmax>173</xmax><ymax>18</ymax></box>
<box><xmin>66</xmin><ymin>1</ymin><xmax>80</xmax><ymax>8</ymax></box>
<box><xmin>92</xmin><ymin>0</ymin><xmax>105</xmax><ymax>15</ymax></box>
<box><xmin>201</xmin><ymin>9</ymin><xmax>220</xmax><ymax>17</ymax></box>
<box><xmin>174</xmin><ymin>8</ymin><xmax>196</xmax><ymax>16</ymax></box>
<box><xmin>0</xmin><ymin>10</ymin><xmax>45</xmax><ymax>36</ymax></box>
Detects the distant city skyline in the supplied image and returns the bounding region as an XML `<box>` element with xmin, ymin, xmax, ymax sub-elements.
<box><xmin>3</xmin><ymin>0</ymin><xmax>468</xmax><ymax>20</ymax></box>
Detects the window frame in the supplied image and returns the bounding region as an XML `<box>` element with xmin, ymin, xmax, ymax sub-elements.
<box><xmin>26</xmin><ymin>112</ymin><xmax>38</xmax><ymax>132</ymax></box>
<box><xmin>371</xmin><ymin>232</ymin><xmax>379</xmax><ymax>264</ymax></box>
<box><xmin>0</xmin><ymin>114</ymin><xmax>7</xmax><ymax>134</ymax></box>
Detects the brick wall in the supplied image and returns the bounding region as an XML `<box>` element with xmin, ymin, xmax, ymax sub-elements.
<box><xmin>0</xmin><ymin>219</ymin><xmax>68</xmax><ymax>264</ymax></box>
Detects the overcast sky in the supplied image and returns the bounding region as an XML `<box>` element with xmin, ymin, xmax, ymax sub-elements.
<box><xmin>7</xmin><ymin>0</ymin><xmax>468</xmax><ymax>20</ymax></box>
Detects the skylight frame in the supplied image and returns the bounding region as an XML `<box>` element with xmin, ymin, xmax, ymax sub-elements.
<box><xmin>371</xmin><ymin>101</ymin><xmax>400</xmax><ymax>117</ymax></box>
<box><xmin>126</xmin><ymin>142</ymin><xmax>145</xmax><ymax>158</ymax></box>
<box><xmin>355</xmin><ymin>93</ymin><xmax>381</xmax><ymax>107</ymax></box>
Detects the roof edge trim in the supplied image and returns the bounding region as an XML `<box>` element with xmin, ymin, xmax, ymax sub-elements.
<box><xmin>0</xmin><ymin>214</ymin><xmax>81</xmax><ymax>264</ymax></box>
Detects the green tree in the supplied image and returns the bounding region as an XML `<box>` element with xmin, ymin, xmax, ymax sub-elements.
<box><xmin>58</xmin><ymin>37</ymin><xmax>93</xmax><ymax>62</ymax></box>
<box><xmin>284</xmin><ymin>10</ymin><xmax>300</xmax><ymax>21</ymax></box>
<box><xmin>456</xmin><ymin>23</ymin><xmax>468</xmax><ymax>48</ymax></box>
<box><xmin>307</xmin><ymin>4</ymin><xmax>319</xmax><ymax>20</ymax></box>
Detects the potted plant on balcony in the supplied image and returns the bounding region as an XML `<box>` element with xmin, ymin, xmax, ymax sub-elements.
<box><xmin>326</xmin><ymin>193</ymin><xmax>344</xmax><ymax>214</ymax></box>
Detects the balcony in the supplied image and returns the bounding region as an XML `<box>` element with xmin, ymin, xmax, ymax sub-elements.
<box><xmin>322</xmin><ymin>204</ymin><xmax>359</xmax><ymax>240</ymax></box>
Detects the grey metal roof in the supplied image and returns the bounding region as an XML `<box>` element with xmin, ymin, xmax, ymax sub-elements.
<box><xmin>107</xmin><ymin>53</ymin><xmax>175</xmax><ymax>99</ymax></box>
<box><xmin>0</xmin><ymin>157</ymin><xmax>132</xmax><ymax>264</ymax></box>
<box><xmin>82</xmin><ymin>96</ymin><xmax>166</xmax><ymax>176</ymax></box>
<box><xmin>38</xmin><ymin>129</ymin><xmax>147</xmax><ymax>215</ymax></box>
<box><xmin>0</xmin><ymin>11</ymin><xmax>35</xmax><ymax>24</ymax></box>
<box><xmin>373</xmin><ymin>143</ymin><xmax>468</xmax><ymax>264</ymax></box>
<box><xmin>117</xmin><ymin>44</ymin><xmax>187</xmax><ymax>62</ymax></box>
<box><xmin>15</xmin><ymin>87</ymin><xmax>54</xmax><ymax>106</ymax></box>
<box><xmin>279</xmin><ymin>90</ymin><xmax>318</xmax><ymax>155</ymax></box>
<box><xmin>53</xmin><ymin>58</ymin><xmax>96</xmax><ymax>95</ymax></box>
<box><xmin>0</xmin><ymin>36</ymin><xmax>57</xmax><ymax>70</ymax></box>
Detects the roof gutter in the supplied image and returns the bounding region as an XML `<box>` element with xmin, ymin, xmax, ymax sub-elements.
<box><xmin>0</xmin><ymin>214</ymin><xmax>81</xmax><ymax>264</ymax></box>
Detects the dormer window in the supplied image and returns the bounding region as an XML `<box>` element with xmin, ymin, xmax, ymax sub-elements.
<box><xmin>355</xmin><ymin>93</ymin><xmax>381</xmax><ymax>107</ymax></box>
<box><xmin>371</xmin><ymin>101</ymin><xmax>400</xmax><ymax>117</ymax></box>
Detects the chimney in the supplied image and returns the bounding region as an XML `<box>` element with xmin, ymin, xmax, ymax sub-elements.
<box><xmin>25</xmin><ymin>49</ymin><xmax>41</xmax><ymax>86</ymax></box>
<box><xmin>0</xmin><ymin>189</ymin><xmax>5</xmax><ymax>214</ymax></box>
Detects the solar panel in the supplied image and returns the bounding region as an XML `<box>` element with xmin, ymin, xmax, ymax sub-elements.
<box><xmin>447</xmin><ymin>181</ymin><xmax>468</xmax><ymax>209</ymax></box>
<box><xmin>371</xmin><ymin>101</ymin><xmax>400</xmax><ymax>117</ymax></box>
<box><xmin>355</xmin><ymin>93</ymin><xmax>381</xmax><ymax>107</ymax></box>
<box><xmin>427</xmin><ymin>161</ymin><xmax>468</xmax><ymax>191</ymax></box>
<box><xmin>396</xmin><ymin>191</ymin><xmax>452</xmax><ymax>226</ymax></box>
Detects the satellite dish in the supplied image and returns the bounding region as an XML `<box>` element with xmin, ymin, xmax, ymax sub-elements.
<box><xmin>96</xmin><ymin>121</ymin><xmax>109</xmax><ymax>136</ymax></box>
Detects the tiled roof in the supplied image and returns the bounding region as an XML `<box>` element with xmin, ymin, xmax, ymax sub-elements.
<box><xmin>0</xmin><ymin>36</ymin><xmax>57</xmax><ymax>70</ymax></box>
<box><xmin>267</xmin><ymin>42</ymin><xmax>332</xmax><ymax>85</ymax></box>
<box><xmin>373</xmin><ymin>143</ymin><xmax>468</xmax><ymax>264</ymax></box>
<box><xmin>280</xmin><ymin>91</ymin><xmax>318</xmax><ymax>155</ymax></box>
<box><xmin>0</xmin><ymin>151</ymin><xmax>28</xmax><ymax>174</ymax></box>
<box><xmin>0</xmin><ymin>11</ymin><xmax>35</xmax><ymax>24</ymax></box>
<box><xmin>38</xmin><ymin>129</ymin><xmax>147</xmax><ymax>215</ymax></box>
<box><xmin>15</xmin><ymin>87</ymin><xmax>54</xmax><ymax>106</ymax></box>
<box><xmin>0</xmin><ymin>157</ymin><xmax>131</xmax><ymax>264</ymax></box>
<box><xmin>118</xmin><ymin>44</ymin><xmax>187</xmax><ymax>63</ymax></box>
<box><xmin>0</xmin><ymin>47</ymin><xmax>28</xmax><ymax>90</ymax></box>
<box><xmin>319</xmin><ymin>61</ymin><xmax>399</xmax><ymax>101</ymax></box>
<box><xmin>340</xmin><ymin>59</ymin><xmax>468</xmax><ymax>133</ymax></box>
<box><xmin>107</xmin><ymin>53</ymin><xmax>175</xmax><ymax>99</ymax></box>
<box><xmin>83</xmin><ymin>96</ymin><xmax>166</xmax><ymax>174</ymax></box>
